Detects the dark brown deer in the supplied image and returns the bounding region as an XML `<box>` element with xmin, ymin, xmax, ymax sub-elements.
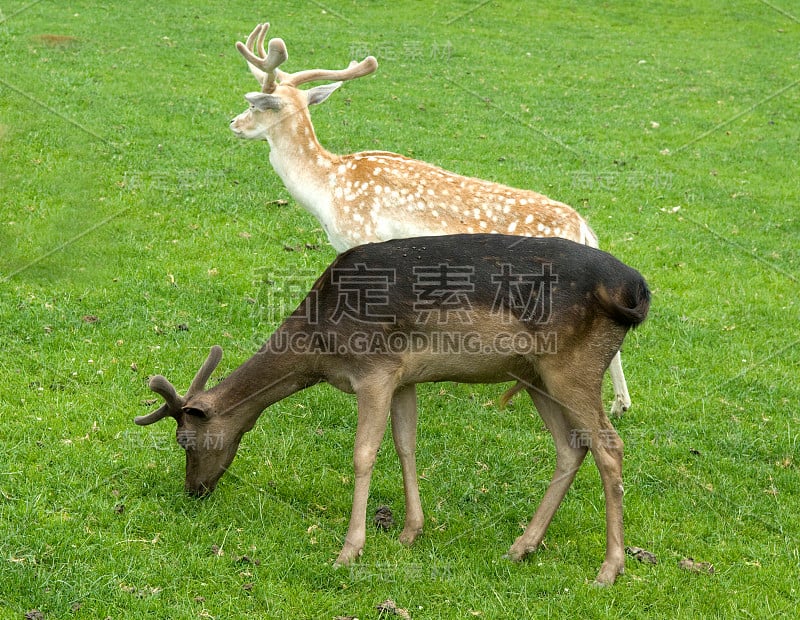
<box><xmin>135</xmin><ymin>234</ymin><xmax>650</xmax><ymax>585</ymax></box>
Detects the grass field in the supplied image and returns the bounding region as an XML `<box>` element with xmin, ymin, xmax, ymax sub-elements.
<box><xmin>1</xmin><ymin>0</ymin><xmax>799</xmax><ymax>617</ymax></box>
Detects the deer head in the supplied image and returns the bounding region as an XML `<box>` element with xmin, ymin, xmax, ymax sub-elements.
<box><xmin>230</xmin><ymin>22</ymin><xmax>377</xmax><ymax>141</ymax></box>
<box><xmin>135</xmin><ymin>346</ymin><xmax>249</xmax><ymax>497</ymax></box>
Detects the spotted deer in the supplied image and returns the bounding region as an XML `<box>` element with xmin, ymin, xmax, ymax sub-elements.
<box><xmin>137</xmin><ymin>233</ymin><xmax>650</xmax><ymax>585</ymax></box>
<box><xmin>229</xmin><ymin>23</ymin><xmax>634</xmax><ymax>417</ymax></box>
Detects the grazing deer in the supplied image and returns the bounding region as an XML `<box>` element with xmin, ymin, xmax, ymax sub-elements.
<box><xmin>229</xmin><ymin>23</ymin><xmax>634</xmax><ymax>417</ymax></box>
<box><xmin>136</xmin><ymin>234</ymin><xmax>650</xmax><ymax>585</ymax></box>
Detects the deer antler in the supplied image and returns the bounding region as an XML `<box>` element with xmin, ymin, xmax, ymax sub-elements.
<box><xmin>134</xmin><ymin>346</ymin><xmax>224</xmax><ymax>426</ymax></box>
<box><xmin>235</xmin><ymin>22</ymin><xmax>377</xmax><ymax>92</ymax></box>
<box><xmin>148</xmin><ymin>375</ymin><xmax>184</xmax><ymax>410</ymax></box>
<box><xmin>187</xmin><ymin>345</ymin><xmax>223</xmax><ymax>398</ymax></box>
<box><xmin>281</xmin><ymin>56</ymin><xmax>378</xmax><ymax>88</ymax></box>
<box><xmin>235</xmin><ymin>23</ymin><xmax>288</xmax><ymax>93</ymax></box>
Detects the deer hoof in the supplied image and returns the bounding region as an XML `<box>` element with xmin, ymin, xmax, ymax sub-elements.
<box><xmin>333</xmin><ymin>545</ymin><xmax>363</xmax><ymax>568</ymax></box>
<box><xmin>593</xmin><ymin>560</ymin><xmax>624</xmax><ymax>586</ymax></box>
<box><xmin>504</xmin><ymin>544</ymin><xmax>534</xmax><ymax>563</ymax></box>
<box><xmin>610</xmin><ymin>397</ymin><xmax>630</xmax><ymax>417</ymax></box>
<box><xmin>398</xmin><ymin>526</ymin><xmax>423</xmax><ymax>546</ymax></box>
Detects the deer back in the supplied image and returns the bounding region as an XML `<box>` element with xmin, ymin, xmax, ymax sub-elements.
<box><xmin>270</xmin><ymin>234</ymin><xmax>648</xmax><ymax>385</ymax></box>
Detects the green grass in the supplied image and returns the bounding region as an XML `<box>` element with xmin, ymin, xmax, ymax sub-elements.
<box><xmin>1</xmin><ymin>0</ymin><xmax>799</xmax><ymax>617</ymax></box>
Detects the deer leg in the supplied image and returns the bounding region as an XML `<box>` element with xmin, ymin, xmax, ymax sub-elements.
<box><xmin>335</xmin><ymin>384</ymin><xmax>393</xmax><ymax>567</ymax></box>
<box><xmin>608</xmin><ymin>351</ymin><xmax>631</xmax><ymax>417</ymax></box>
<box><xmin>389</xmin><ymin>384</ymin><xmax>424</xmax><ymax>546</ymax></box>
<box><xmin>506</xmin><ymin>387</ymin><xmax>588</xmax><ymax>561</ymax></box>
<box><xmin>589</xmin><ymin>422</ymin><xmax>625</xmax><ymax>586</ymax></box>
<box><xmin>531</xmin><ymin>365</ymin><xmax>626</xmax><ymax>585</ymax></box>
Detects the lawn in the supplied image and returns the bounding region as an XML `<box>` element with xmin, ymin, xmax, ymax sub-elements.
<box><xmin>1</xmin><ymin>0</ymin><xmax>798</xmax><ymax>618</ymax></box>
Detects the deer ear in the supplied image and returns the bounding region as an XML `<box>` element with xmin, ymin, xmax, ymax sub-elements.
<box><xmin>182</xmin><ymin>406</ymin><xmax>208</xmax><ymax>419</ymax></box>
<box><xmin>182</xmin><ymin>392</ymin><xmax>215</xmax><ymax>419</ymax></box>
<box><xmin>245</xmin><ymin>92</ymin><xmax>283</xmax><ymax>111</ymax></box>
<box><xmin>306</xmin><ymin>82</ymin><xmax>342</xmax><ymax>106</ymax></box>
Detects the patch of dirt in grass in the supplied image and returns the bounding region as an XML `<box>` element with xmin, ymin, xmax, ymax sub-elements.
<box><xmin>120</xmin><ymin>583</ymin><xmax>162</xmax><ymax>598</ymax></box>
<box><xmin>678</xmin><ymin>557</ymin><xmax>715</xmax><ymax>575</ymax></box>
<box><xmin>32</xmin><ymin>34</ymin><xmax>80</xmax><ymax>47</ymax></box>
<box><xmin>377</xmin><ymin>599</ymin><xmax>411</xmax><ymax>619</ymax></box>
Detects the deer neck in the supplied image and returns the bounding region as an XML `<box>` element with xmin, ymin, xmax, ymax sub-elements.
<box><xmin>207</xmin><ymin>329</ymin><xmax>323</xmax><ymax>422</ymax></box>
<box><xmin>265</xmin><ymin>99</ymin><xmax>341</xmax><ymax>224</ymax></box>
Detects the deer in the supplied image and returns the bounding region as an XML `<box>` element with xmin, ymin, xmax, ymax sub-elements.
<box><xmin>135</xmin><ymin>233</ymin><xmax>650</xmax><ymax>585</ymax></box>
<box><xmin>229</xmin><ymin>22</ymin><xmax>634</xmax><ymax>418</ymax></box>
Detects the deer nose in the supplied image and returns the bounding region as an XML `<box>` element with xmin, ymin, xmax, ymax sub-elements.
<box><xmin>185</xmin><ymin>481</ymin><xmax>214</xmax><ymax>498</ymax></box>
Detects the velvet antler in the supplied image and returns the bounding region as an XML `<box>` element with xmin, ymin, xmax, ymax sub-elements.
<box><xmin>280</xmin><ymin>56</ymin><xmax>378</xmax><ymax>88</ymax></box>
<box><xmin>235</xmin><ymin>23</ymin><xmax>288</xmax><ymax>93</ymax></box>
<box><xmin>235</xmin><ymin>21</ymin><xmax>377</xmax><ymax>92</ymax></box>
<box><xmin>134</xmin><ymin>346</ymin><xmax>223</xmax><ymax>426</ymax></box>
